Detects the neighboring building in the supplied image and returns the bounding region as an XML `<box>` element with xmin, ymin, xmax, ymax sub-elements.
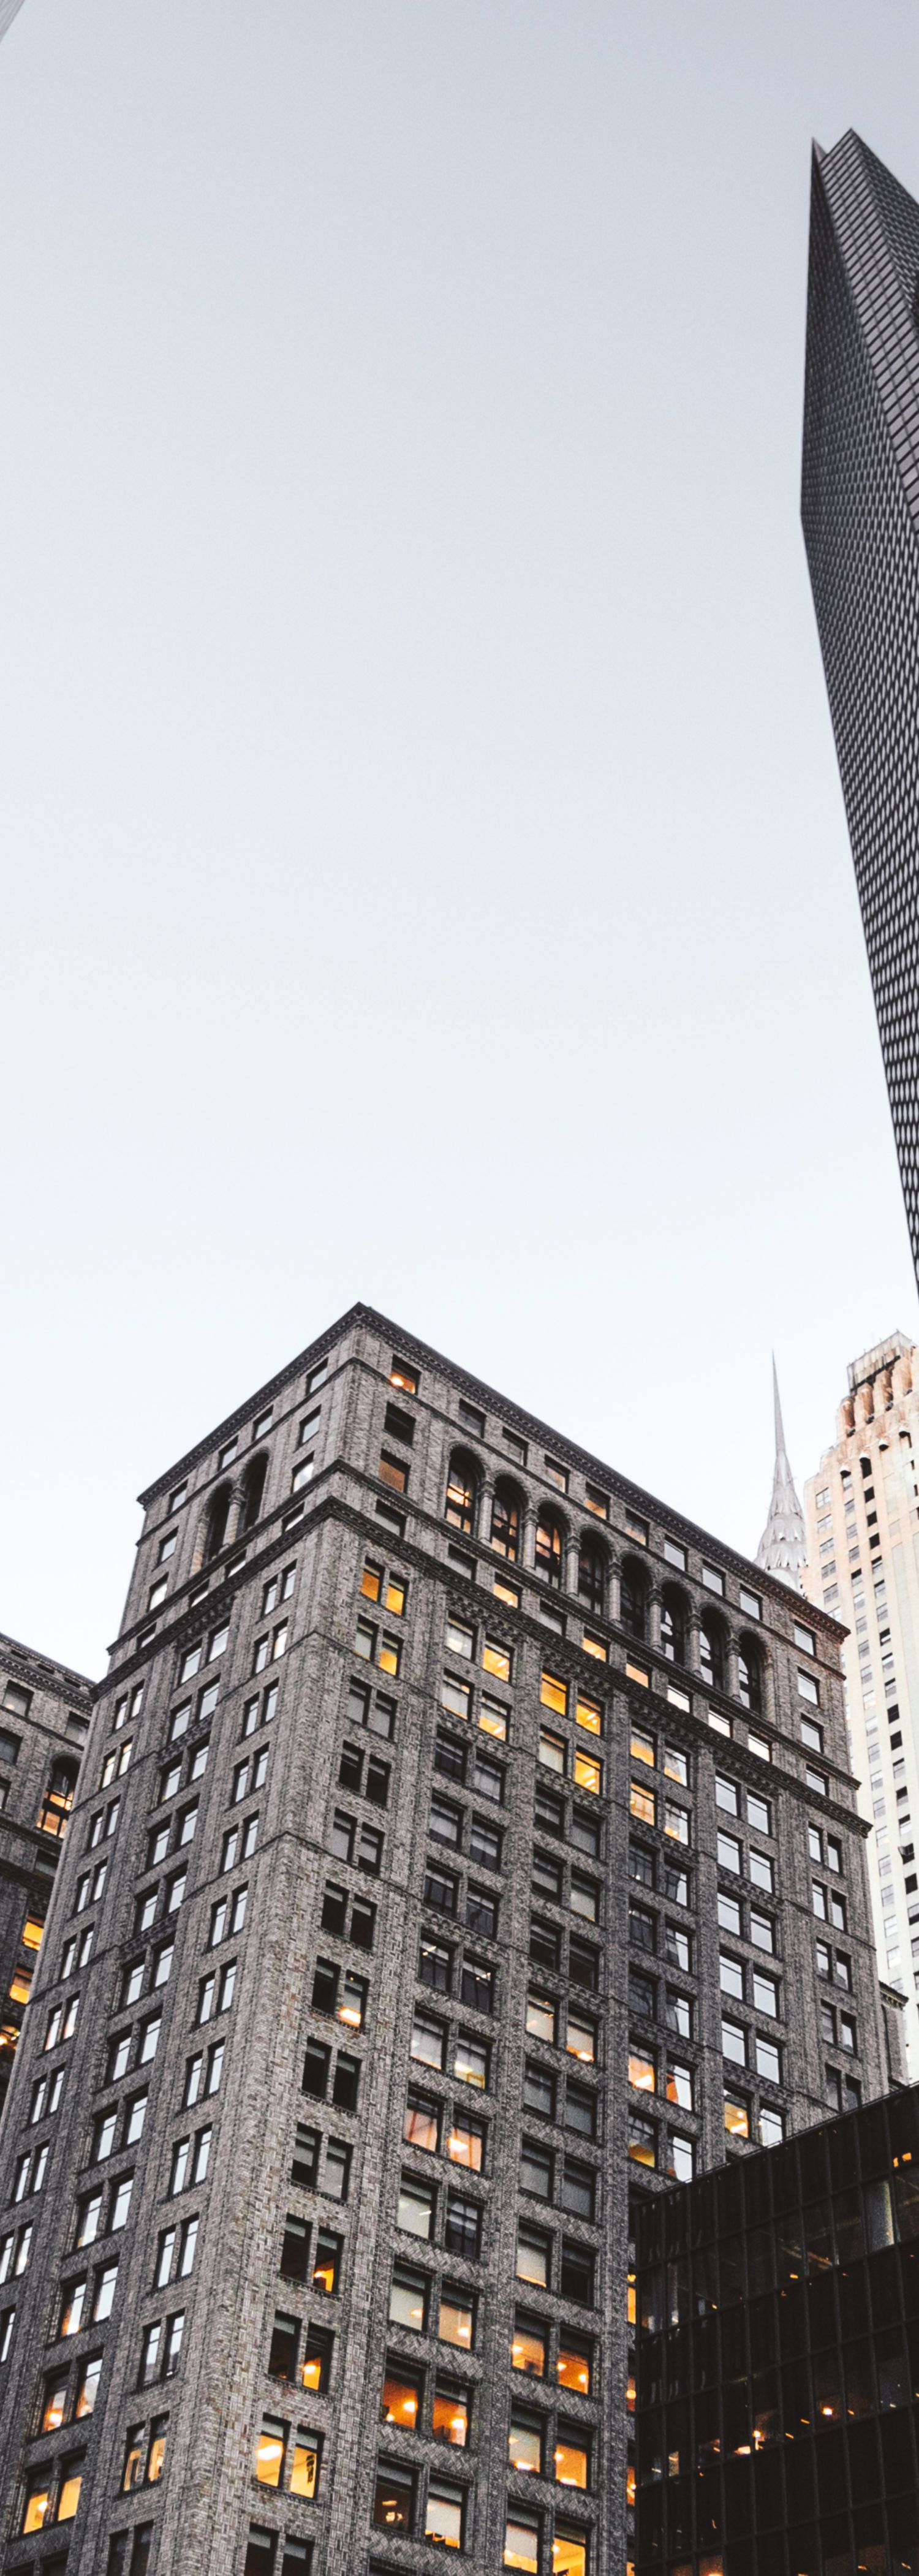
<box><xmin>0</xmin><ymin>1305</ymin><xmax>896</xmax><ymax>2576</ymax></box>
<box><xmin>756</xmin><ymin>1366</ymin><xmax>807</xmax><ymax>1593</ymax></box>
<box><xmin>635</xmin><ymin>2079</ymin><xmax>919</xmax><ymax>2576</ymax></box>
<box><xmin>0</xmin><ymin>1631</ymin><xmax>93</xmax><ymax>2120</ymax></box>
<box><xmin>803</xmin><ymin>1332</ymin><xmax>919</xmax><ymax>2079</ymax></box>
<box><xmin>802</xmin><ymin>129</ymin><xmax>919</xmax><ymax>1291</ymax></box>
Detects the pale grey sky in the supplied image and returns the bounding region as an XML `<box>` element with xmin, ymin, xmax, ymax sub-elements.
<box><xmin>1</xmin><ymin>0</ymin><xmax>917</xmax><ymax>1676</ymax></box>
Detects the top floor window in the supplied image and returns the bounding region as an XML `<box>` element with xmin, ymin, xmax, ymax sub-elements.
<box><xmin>619</xmin><ymin>1559</ymin><xmax>647</xmax><ymax>1642</ymax></box>
<box><xmin>699</xmin><ymin>1616</ymin><xmax>725</xmax><ymax>1694</ymax></box>
<box><xmin>738</xmin><ymin>1637</ymin><xmax>762</xmax><ymax>1716</ymax></box>
<box><xmin>445</xmin><ymin>1454</ymin><xmax>479</xmax><ymax>1539</ymax></box>
<box><xmin>241</xmin><ymin>1454</ymin><xmax>268</xmax><ymax>1531</ymax></box>
<box><xmin>203</xmin><ymin>1482</ymin><xmax>232</xmax><ymax>1563</ymax></box>
<box><xmin>660</xmin><ymin>1588</ymin><xmax>686</xmax><ymax>1667</ymax></box>
<box><xmin>491</xmin><ymin>1484</ymin><xmax>521</xmax><ymax>1564</ymax></box>
<box><xmin>577</xmin><ymin>1537</ymin><xmax>606</xmax><ymax>1619</ymax></box>
<box><xmin>535</xmin><ymin>1514</ymin><xmax>564</xmax><ymax>1591</ymax></box>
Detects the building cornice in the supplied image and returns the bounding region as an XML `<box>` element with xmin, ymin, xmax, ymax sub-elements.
<box><xmin>135</xmin><ymin>1303</ymin><xmax>847</xmax><ymax>1644</ymax></box>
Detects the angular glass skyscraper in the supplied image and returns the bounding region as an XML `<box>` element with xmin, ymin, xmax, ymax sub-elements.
<box><xmin>802</xmin><ymin>131</ymin><xmax>919</xmax><ymax>1282</ymax></box>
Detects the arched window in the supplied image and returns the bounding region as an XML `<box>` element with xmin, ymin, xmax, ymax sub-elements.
<box><xmin>699</xmin><ymin>1615</ymin><xmax>725</xmax><ymax>1694</ymax></box>
<box><xmin>444</xmin><ymin>1452</ymin><xmax>480</xmax><ymax>1537</ymax></box>
<box><xmin>660</xmin><ymin>1586</ymin><xmax>687</xmax><ymax>1666</ymax></box>
<box><xmin>38</xmin><ymin>1759</ymin><xmax>77</xmax><ymax>1841</ymax></box>
<box><xmin>535</xmin><ymin>1512</ymin><xmax>564</xmax><ymax>1589</ymax></box>
<box><xmin>490</xmin><ymin>1482</ymin><xmax>521</xmax><ymax>1563</ymax></box>
<box><xmin>619</xmin><ymin>1558</ymin><xmax>648</xmax><ymax>1640</ymax></box>
<box><xmin>738</xmin><ymin>1635</ymin><xmax>762</xmax><ymax>1715</ymax></box>
<box><xmin>204</xmin><ymin>1482</ymin><xmax>233</xmax><ymax>1563</ymax></box>
<box><xmin>577</xmin><ymin>1535</ymin><xmax>607</xmax><ymax>1618</ymax></box>
<box><xmin>241</xmin><ymin>1453</ymin><xmax>268</xmax><ymax>1532</ymax></box>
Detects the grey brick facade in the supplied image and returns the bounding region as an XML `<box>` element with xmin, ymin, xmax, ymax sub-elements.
<box><xmin>0</xmin><ymin>1633</ymin><xmax>93</xmax><ymax>2122</ymax></box>
<box><xmin>0</xmin><ymin>1306</ymin><xmax>894</xmax><ymax>2576</ymax></box>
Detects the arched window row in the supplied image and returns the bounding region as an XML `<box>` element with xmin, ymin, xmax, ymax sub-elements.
<box><xmin>442</xmin><ymin>1452</ymin><xmax>767</xmax><ymax>1710</ymax></box>
<box><xmin>622</xmin><ymin>1575</ymin><xmax>766</xmax><ymax>1712</ymax></box>
<box><xmin>444</xmin><ymin>1452</ymin><xmax>611</xmax><ymax>1608</ymax></box>
<box><xmin>195</xmin><ymin>1451</ymin><xmax>271</xmax><ymax>1570</ymax></box>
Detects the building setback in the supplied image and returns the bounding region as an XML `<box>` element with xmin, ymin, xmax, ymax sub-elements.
<box><xmin>803</xmin><ymin>1333</ymin><xmax>919</xmax><ymax>2079</ymax></box>
<box><xmin>0</xmin><ymin>1632</ymin><xmax>93</xmax><ymax>2120</ymax></box>
<box><xmin>802</xmin><ymin>129</ymin><xmax>919</xmax><ymax>1291</ymax></box>
<box><xmin>0</xmin><ymin>1306</ymin><xmax>899</xmax><ymax>2576</ymax></box>
<box><xmin>634</xmin><ymin>2080</ymin><xmax>919</xmax><ymax>2576</ymax></box>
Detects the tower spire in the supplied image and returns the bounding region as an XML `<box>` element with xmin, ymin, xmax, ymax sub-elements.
<box><xmin>757</xmin><ymin>1359</ymin><xmax>808</xmax><ymax>1590</ymax></box>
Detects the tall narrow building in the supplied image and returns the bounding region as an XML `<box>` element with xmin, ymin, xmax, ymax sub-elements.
<box><xmin>0</xmin><ymin>1308</ymin><xmax>896</xmax><ymax>2576</ymax></box>
<box><xmin>803</xmin><ymin>1332</ymin><xmax>919</xmax><ymax>2078</ymax></box>
<box><xmin>801</xmin><ymin>129</ymin><xmax>919</xmax><ymax>1289</ymax></box>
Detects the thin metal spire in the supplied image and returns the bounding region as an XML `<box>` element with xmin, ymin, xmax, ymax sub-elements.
<box><xmin>757</xmin><ymin>1360</ymin><xmax>808</xmax><ymax>1591</ymax></box>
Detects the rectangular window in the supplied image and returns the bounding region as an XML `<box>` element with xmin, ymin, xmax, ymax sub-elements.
<box><xmin>410</xmin><ymin>2013</ymin><xmax>446</xmax><ymax>2074</ymax></box>
<box><xmin>442</xmin><ymin>1675</ymin><xmax>472</xmax><ymax>1722</ymax></box>
<box><xmin>516</xmin><ymin>2226</ymin><xmax>550</xmax><ymax>2289</ymax></box>
<box><xmin>724</xmin><ymin>2092</ymin><xmax>750</xmax><ymax>2139</ymax></box>
<box><xmin>379</xmin><ymin>1451</ymin><xmax>408</xmax><ymax>1493</ymax></box>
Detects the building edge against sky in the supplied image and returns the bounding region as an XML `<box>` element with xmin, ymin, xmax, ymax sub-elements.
<box><xmin>803</xmin><ymin>1332</ymin><xmax>919</xmax><ymax>2079</ymax></box>
<box><xmin>0</xmin><ymin>1300</ymin><xmax>901</xmax><ymax>2576</ymax></box>
<box><xmin>802</xmin><ymin>127</ymin><xmax>919</xmax><ymax>1298</ymax></box>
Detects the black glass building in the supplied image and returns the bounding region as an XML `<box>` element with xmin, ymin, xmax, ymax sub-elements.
<box><xmin>635</xmin><ymin>2082</ymin><xmax>919</xmax><ymax>2576</ymax></box>
<box><xmin>802</xmin><ymin>132</ymin><xmax>919</xmax><ymax>1286</ymax></box>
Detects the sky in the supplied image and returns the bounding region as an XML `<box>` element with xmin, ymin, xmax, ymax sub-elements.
<box><xmin>1</xmin><ymin>0</ymin><xmax>918</xmax><ymax>1678</ymax></box>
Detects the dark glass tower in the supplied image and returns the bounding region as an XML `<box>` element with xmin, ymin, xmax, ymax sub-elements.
<box><xmin>802</xmin><ymin>131</ymin><xmax>919</xmax><ymax>1282</ymax></box>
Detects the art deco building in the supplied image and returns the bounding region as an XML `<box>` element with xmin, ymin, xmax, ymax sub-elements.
<box><xmin>802</xmin><ymin>130</ymin><xmax>919</xmax><ymax>1288</ymax></box>
<box><xmin>803</xmin><ymin>1333</ymin><xmax>919</xmax><ymax>2078</ymax></box>
<box><xmin>0</xmin><ymin>1306</ymin><xmax>899</xmax><ymax>2576</ymax></box>
<box><xmin>635</xmin><ymin>2079</ymin><xmax>919</xmax><ymax>2576</ymax></box>
<box><xmin>0</xmin><ymin>1631</ymin><xmax>93</xmax><ymax>2119</ymax></box>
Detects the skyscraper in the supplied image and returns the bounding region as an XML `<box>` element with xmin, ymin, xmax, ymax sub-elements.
<box><xmin>802</xmin><ymin>130</ymin><xmax>919</xmax><ymax>1287</ymax></box>
<box><xmin>802</xmin><ymin>1332</ymin><xmax>919</xmax><ymax>2077</ymax></box>
<box><xmin>0</xmin><ymin>1306</ymin><xmax>896</xmax><ymax>2575</ymax></box>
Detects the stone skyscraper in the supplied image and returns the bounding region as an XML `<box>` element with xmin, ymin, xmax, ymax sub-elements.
<box><xmin>803</xmin><ymin>1332</ymin><xmax>919</xmax><ymax>2078</ymax></box>
<box><xmin>0</xmin><ymin>1308</ymin><xmax>898</xmax><ymax>2575</ymax></box>
<box><xmin>802</xmin><ymin>130</ymin><xmax>919</xmax><ymax>1286</ymax></box>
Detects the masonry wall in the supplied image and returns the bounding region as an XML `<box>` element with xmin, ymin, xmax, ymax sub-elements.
<box><xmin>0</xmin><ymin>1633</ymin><xmax>93</xmax><ymax>2121</ymax></box>
<box><xmin>0</xmin><ymin>1305</ymin><xmax>890</xmax><ymax>2576</ymax></box>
